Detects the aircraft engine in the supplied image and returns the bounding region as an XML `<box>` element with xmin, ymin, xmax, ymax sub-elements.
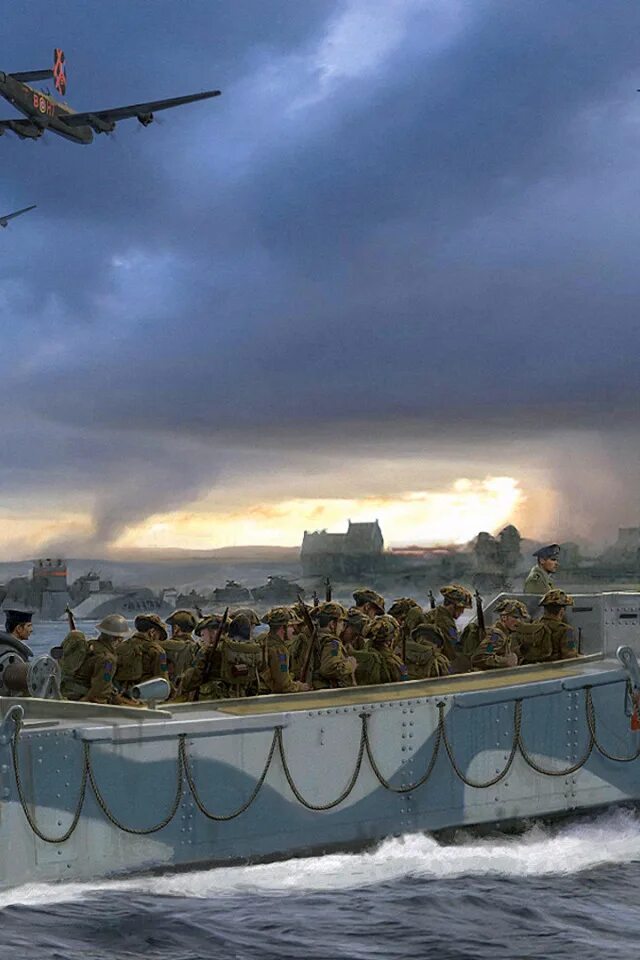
<box><xmin>88</xmin><ymin>114</ymin><xmax>116</xmax><ymax>134</ymax></box>
<box><xmin>137</xmin><ymin>112</ymin><xmax>154</xmax><ymax>126</ymax></box>
<box><xmin>9</xmin><ymin>120</ymin><xmax>43</xmax><ymax>140</ymax></box>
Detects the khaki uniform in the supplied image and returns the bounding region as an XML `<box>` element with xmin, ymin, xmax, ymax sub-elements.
<box><xmin>537</xmin><ymin>615</ymin><xmax>579</xmax><ymax>661</ymax></box>
<box><xmin>512</xmin><ymin>621</ymin><xmax>553</xmax><ymax>664</ymax></box>
<box><xmin>61</xmin><ymin>636</ymin><xmax>120</xmax><ymax>703</ymax></box>
<box><xmin>180</xmin><ymin>637</ymin><xmax>262</xmax><ymax>700</ymax></box>
<box><xmin>162</xmin><ymin>629</ymin><xmax>198</xmax><ymax>682</ymax></box>
<box><xmin>262</xmin><ymin>632</ymin><xmax>306</xmax><ymax>694</ymax></box>
<box><xmin>524</xmin><ymin>564</ymin><xmax>554</xmax><ymax>595</ymax></box>
<box><xmin>471</xmin><ymin>622</ymin><xmax>518</xmax><ymax>670</ymax></box>
<box><xmin>355</xmin><ymin>648</ymin><xmax>408</xmax><ymax>685</ymax></box>
<box><xmin>423</xmin><ymin>605</ymin><xmax>460</xmax><ymax>661</ymax></box>
<box><xmin>314</xmin><ymin>629</ymin><xmax>355</xmax><ymax>688</ymax></box>
<box><xmin>115</xmin><ymin>632</ymin><xmax>168</xmax><ymax>690</ymax></box>
<box><xmin>180</xmin><ymin>643</ymin><xmax>225</xmax><ymax>700</ymax></box>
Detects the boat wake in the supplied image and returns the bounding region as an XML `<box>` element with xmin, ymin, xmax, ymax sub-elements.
<box><xmin>3</xmin><ymin>807</ymin><xmax>640</xmax><ymax>909</ymax></box>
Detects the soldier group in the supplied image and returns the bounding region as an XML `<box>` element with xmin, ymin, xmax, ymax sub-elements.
<box><xmin>53</xmin><ymin>575</ymin><xmax>579</xmax><ymax>706</ymax></box>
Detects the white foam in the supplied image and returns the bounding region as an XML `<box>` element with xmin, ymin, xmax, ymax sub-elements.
<box><xmin>3</xmin><ymin>808</ymin><xmax>640</xmax><ymax>908</ymax></box>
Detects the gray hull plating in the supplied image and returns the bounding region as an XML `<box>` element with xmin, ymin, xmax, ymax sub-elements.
<box><xmin>1</xmin><ymin>591</ymin><xmax>639</xmax><ymax>891</ymax></box>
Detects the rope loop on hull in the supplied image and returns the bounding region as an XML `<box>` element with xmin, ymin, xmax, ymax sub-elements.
<box><xmin>6</xmin><ymin>679</ymin><xmax>640</xmax><ymax>843</ymax></box>
<box><xmin>182</xmin><ymin>729</ymin><xmax>278</xmax><ymax>821</ymax></box>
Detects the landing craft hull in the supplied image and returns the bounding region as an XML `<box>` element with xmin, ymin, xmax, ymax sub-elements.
<box><xmin>0</xmin><ymin>591</ymin><xmax>639</xmax><ymax>891</ymax></box>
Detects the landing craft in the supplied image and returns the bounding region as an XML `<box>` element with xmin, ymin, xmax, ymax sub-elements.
<box><xmin>0</xmin><ymin>203</ymin><xmax>36</xmax><ymax>227</ymax></box>
<box><xmin>0</xmin><ymin>48</ymin><xmax>220</xmax><ymax>144</ymax></box>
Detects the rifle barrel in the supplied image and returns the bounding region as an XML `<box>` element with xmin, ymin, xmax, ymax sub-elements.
<box><xmin>65</xmin><ymin>605</ymin><xmax>76</xmax><ymax>632</ymax></box>
<box><xmin>194</xmin><ymin>606</ymin><xmax>229</xmax><ymax>702</ymax></box>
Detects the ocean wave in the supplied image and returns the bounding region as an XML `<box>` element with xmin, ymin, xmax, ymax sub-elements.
<box><xmin>3</xmin><ymin>807</ymin><xmax>639</xmax><ymax>910</ymax></box>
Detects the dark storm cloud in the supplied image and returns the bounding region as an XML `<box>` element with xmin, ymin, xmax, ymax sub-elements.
<box><xmin>1</xmin><ymin>0</ymin><xmax>640</xmax><ymax>545</ymax></box>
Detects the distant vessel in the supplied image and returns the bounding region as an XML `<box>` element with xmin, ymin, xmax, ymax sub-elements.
<box><xmin>1</xmin><ymin>558</ymin><xmax>71</xmax><ymax>620</ymax></box>
<box><xmin>0</xmin><ymin>590</ymin><xmax>639</xmax><ymax>891</ymax></box>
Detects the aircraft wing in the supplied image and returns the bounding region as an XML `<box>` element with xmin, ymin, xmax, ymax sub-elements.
<box><xmin>0</xmin><ymin>204</ymin><xmax>36</xmax><ymax>224</ymax></box>
<box><xmin>9</xmin><ymin>69</ymin><xmax>53</xmax><ymax>82</ymax></box>
<box><xmin>0</xmin><ymin>118</ymin><xmax>41</xmax><ymax>135</ymax></box>
<box><xmin>61</xmin><ymin>89</ymin><xmax>221</xmax><ymax>127</ymax></box>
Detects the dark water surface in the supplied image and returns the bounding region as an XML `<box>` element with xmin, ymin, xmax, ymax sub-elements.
<box><xmin>2</xmin><ymin>810</ymin><xmax>640</xmax><ymax>959</ymax></box>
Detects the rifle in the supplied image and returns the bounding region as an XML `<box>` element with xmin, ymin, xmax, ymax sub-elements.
<box><xmin>193</xmin><ymin>606</ymin><xmax>228</xmax><ymax>702</ymax></box>
<box><xmin>324</xmin><ymin>577</ymin><xmax>332</xmax><ymax>602</ymax></box>
<box><xmin>297</xmin><ymin>593</ymin><xmax>318</xmax><ymax>683</ymax></box>
<box><xmin>65</xmin><ymin>605</ymin><xmax>76</xmax><ymax>632</ymax></box>
<box><xmin>428</xmin><ymin>590</ymin><xmax>436</xmax><ymax>610</ymax></box>
<box><xmin>474</xmin><ymin>590</ymin><xmax>485</xmax><ymax>642</ymax></box>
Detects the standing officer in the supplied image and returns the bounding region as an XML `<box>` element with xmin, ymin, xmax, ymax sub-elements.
<box><xmin>524</xmin><ymin>544</ymin><xmax>560</xmax><ymax>595</ymax></box>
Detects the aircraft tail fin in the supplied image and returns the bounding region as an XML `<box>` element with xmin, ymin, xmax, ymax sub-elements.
<box><xmin>9</xmin><ymin>69</ymin><xmax>53</xmax><ymax>83</ymax></box>
<box><xmin>53</xmin><ymin>48</ymin><xmax>66</xmax><ymax>96</ymax></box>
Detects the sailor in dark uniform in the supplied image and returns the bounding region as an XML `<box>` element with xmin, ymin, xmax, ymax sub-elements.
<box><xmin>0</xmin><ymin>606</ymin><xmax>34</xmax><ymax>695</ymax></box>
<box><xmin>1</xmin><ymin>606</ymin><xmax>34</xmax><ymax>658</ymax></box>
<box><xmin>524</xmin><ymin>544</ymin><xmax>560</xmax><ymax>595</ymax></box>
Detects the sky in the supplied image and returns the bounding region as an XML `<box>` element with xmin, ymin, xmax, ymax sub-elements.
<box><xmin>1</xmin><ymin>0</ymin><xmax>639</xmax><ymax>558</ymax></box>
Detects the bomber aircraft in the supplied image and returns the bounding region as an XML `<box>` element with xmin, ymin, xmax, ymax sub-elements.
<box><xmin>0</xmin><ymin>48</ymin><xmax>220</xmax><ymax>144</ymax></box>
<box><xmin>0</xmin><ymin>203</ymin><xmax>36</xmax><ymax>228</ymax></box>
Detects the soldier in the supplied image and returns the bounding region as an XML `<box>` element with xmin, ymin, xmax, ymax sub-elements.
<box><xmin>405</xmin><ymin>622</ymin><xmax>450</xmax><ymax>678</ymax></box>
<box><xmin>535</xmin><ymin>590</ymin><xmax>579</xmax><ymax>661</ymax></box>
<box><xmin>388</xmin><ymin>597</ymin><xmax>422</xmax><ymax>655</ymax></box>
<box><xmin>471</xmin><ymin>600</ymin><xmax>527</xmax><ymax>670</ymax></box>
<box><xmin>179</xmin><ymin>613</ymin><xmax>226</xmax><ymax>700</ymax></box>
<box><xmin>524</xmin><ymin>544</ymin><xmax>560</xmax><ymax>595</ymax></box>
<box><xmin>354</xmin><ymin>615</ymin><xmax>407</xmax><ymax>685</ymax></box>
<box><xmin>61</xmin><ymin>614</ymin><xmax>132</xmax><ymax>704</ymax></box>
<box><xmin>163</xmin><ymin>609</ymin><xmax>199</xmax><ymax>682</ymax></box>
<box><xmin>230</xmin><ymin>607</ymin><xmax>261</xmax><ymax>627</ymax></box>
<box><xmin>115</xmin><ymin>613</ymin><xmax>169</xmax><ymax>694</ymax></box>
<box><xmin>352</xmin><ymin>588</ymin><xmax>385</xmax><ymax>618</ymax></box>
<box><xmin>261</xmin><ymin>607</ymin><xmax>310</xmax><ymax>694</ymax></box>
<box><xmin>313</xmin><ymin>601</ymin><xmax>357</xmax><ymax>689</ymax></box>
<box><xmin>222</xmin><ymin>614</ymin><xmax>263</xmax><ymax>697</ymax></box>
<box><xmin>342</xmin><ymin>608</ymin><xmax>372</xmax><ymax>653</ymax></box>
<box><xmin>423</xmin><ymin>584</ymin><xmax>473</xmax><ymax>661</ymax></box>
